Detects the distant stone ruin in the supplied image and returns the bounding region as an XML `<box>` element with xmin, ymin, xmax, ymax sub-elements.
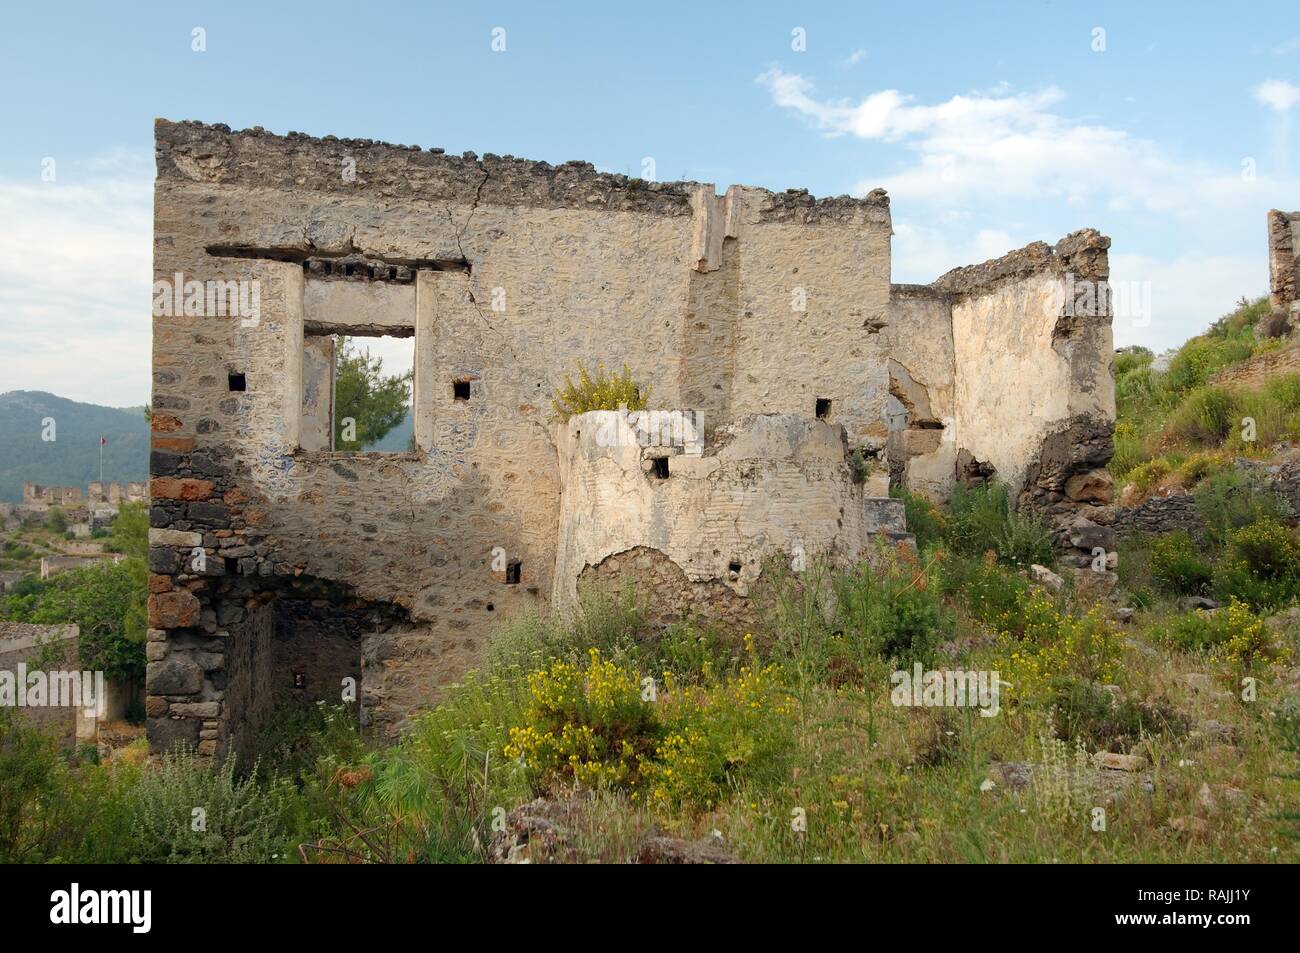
<box><xmin>147</xmin><ymin>119</ymin><xmax>1115</xmax><ymax>754</ymax></box>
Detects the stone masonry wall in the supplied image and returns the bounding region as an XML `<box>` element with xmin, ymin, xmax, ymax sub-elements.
<box><xmin>149</xmin><ymin>119</ymin><xmax>1113</xmax><ymax>755</ymax></box>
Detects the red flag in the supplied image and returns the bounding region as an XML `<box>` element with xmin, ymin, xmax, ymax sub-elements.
<box><xmin>99</xmin><ymin>435</ymin><xmax>106</xmax><ymax>446</ymax></box>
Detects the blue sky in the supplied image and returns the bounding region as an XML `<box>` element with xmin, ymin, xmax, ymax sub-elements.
<box><xmin>1</xmin><ymin>0</ymin><xmax>1297</xmax><ymax>405</ymax></box>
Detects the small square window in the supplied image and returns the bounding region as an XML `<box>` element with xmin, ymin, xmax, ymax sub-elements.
<box><xmin>505</xmin><ymin>560</ymin><xmax>521</xmax><ymax>585</ymax></box>
<box><xmin>453</xmin><ymin>380</ymin><xmax>472</xmax><ymax>401</ymax></box>
<box><xmin>651</xmin><ymin>457</ymin><xmax>670</xmax><ymax>479</ymax></box>
<box><xmin>815</xmin><ymin>398</ymin><xmax>831</xmax><ymax>419</ymax></box>
<box><xmin>228</xmin><ymin>372</ymin><xmax>247</xmax><ymax>392</ymax></box>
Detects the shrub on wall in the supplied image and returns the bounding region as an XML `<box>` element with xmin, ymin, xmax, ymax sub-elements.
<box><xmin>551</xmin><ymin>362</ymin><xmax>650</xmax><ymax>422</ymax></box>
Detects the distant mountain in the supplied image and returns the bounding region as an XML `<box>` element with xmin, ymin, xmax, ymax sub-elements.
<box><xmin>364</xmin><ymin>408</ymin><xmax>414</xmax><ymax>452</ymax></box>
<box><xmin>0</xmin><ymin>391</ymin><xmax>149</xmax><ymax>503</ymax></box>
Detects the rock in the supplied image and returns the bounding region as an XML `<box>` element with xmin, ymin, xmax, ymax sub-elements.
<box><xmin>1070</xmin><ymin>567</ymin><xmax>1119</xmax><ymax>602</ymax></box>
<box><xmin>148</xmin><ymin>590</ymin><xmax>201</xmax><ymax>629</ymax></box>
<box><xmin>1168</xmin><ymin>816</ymin><xmax>1209</xmax><ymax>834</ymax></box>
<box><xmin>1124</xmin><ymin>636</ymin><xmax>1159</xmax><ymax>658</ymax></box>
<box><xmin>1093</xmin><ymin>751</ymin><xmax>1146</xmax><ymax>772</ymax></box>
<box><xmin>170</xmin><ymin>701</ymin><xmax>221</xmax><ymax>718</ymax></box>
<box><xmin>1184</xmin><ymin>596</ymin><xmax>1222</xmax><ymax>611</ymax></box>
<box><xmin>146</xmin><ymin>656</ymin><xmax>203</xmax><ymax>695</ymax></box>
<box><xmin>1079</xmin><ymin>504</ymin><xmax>1118</xmax><ymax>526</ymax></box>
<box><xmin>1178</xmin><ymin>672</ymin><xmax>1211</xmax><ymax>689</ymax></box>
<box><xmin>487</xmin><ymin>799</ymin><xmax>579</xmax><ymax>864</ymax></box>
<box><xmin>636</xmin><ymin>836</ymin><xmax>737</xmax><ymax>864</ymax></box>
<box><xmin>148</xmin><ymin>528</ymin><xmax>203</xmax><ymax>547</ymax></box>
<box><xmin>146</xmin><ymin>713</ymin><xmax>200</xmax><ymax>752</ymax></box>
<box><xmin>1030</xmin><ymin>564</ymin><xmax>1065</xmax><ymax>592</ymax></box>
<box><xmin>1065</xmin><ymin>469</ymin><xmax>1115</xmax><ymax>504</ymax></box>
<box><xmin>989</xmin><ymin>760</ymin><xmax>1155</xmax><ymax>802</ymax></box>
<box><xmin>1067</xmin><ymin>515</ymin><xmax>1117</xmax><ymax>552</ymax></box>
<box><xmin>1198</xmin><ymin>783</ymin><xmax>1216</xmax><ymax>811</ymax></box>
<box><xmin>148</xmin><ymin>477</ymin><xmax>215</xmax><ymax>501</ymax></box>
<box><xmin>1113</xmin><ymin>607</ymin><xmax>1136</xmax><ymax>623</ymax></box>
<box><xmin>1265</xmin><ymin>606</ymin><xmax>1300</xmax><ymax>637</ymax></box>
<box><xmin>1192</xmin><ymin>720</ymin><xmax>1238</xmax><ymax>744</ymax></box>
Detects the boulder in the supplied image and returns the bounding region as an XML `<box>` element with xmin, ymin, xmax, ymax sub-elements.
<box><xmin>1067</xmin><ymin>515</ymin><xmax>1117</xmax><ymax>552</ymax></box>
<box><xmin>1030</xmin><ymin>564</ymin><xmax>1065</xmax><ymax>592</ymax></box>
<box><xmin>1065</xmin><ymin>468</ymin><xmax>1115</xmax><ymax>504</ymax></box>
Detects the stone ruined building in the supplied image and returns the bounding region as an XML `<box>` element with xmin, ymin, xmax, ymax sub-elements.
<box><xmin>21</xmin><ymin>480</ymin><xmax>146</xmax><ymax>508</ymax></box>
<box><xmin>147</xmin><ymin>119</ymin><xmax>1114</xmax><ymax>755</ymax></box>
<box><xmin>23</xmin><ymin>482</ymin><xmax>83</xmax><ymax>507</ymax></box>
<box><xmin>86</xmin><ymin>481</ymin><xmax>148</xmax><ymax>505</ymax></box>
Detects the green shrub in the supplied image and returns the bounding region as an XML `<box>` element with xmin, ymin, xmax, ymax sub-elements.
<box><xmin>0</xmin><ymin>710</ymin><xmax>78</xmax><ymax>861</ymax></box>
<box><xmin>890</xmin><ymin>486</ymin><xmax>946</xmax><ymax>551</ymax></box>
<box><xmin>488</xmin><ymin>589</ymin><xmax>646</xmax><ymax>672</ymax></box>
<box><xmin>1262</xmin><ymin>371</ymin><xmax>1300</xmax><ymax>409</ymax></box>
<box><xmin>945</xmin><ymin>482</ymin><xmax>1054</xmax><ymax>568</ymax></box>
<box><xmin>500</xmin><ymin>645</ymin><xmax>794</xmax><ymax>812</ymax></box>
<box><xmin>1207</xmin><ymin>295</ymin><xmax>1270</xmax><ymax>340</ymax></box>
<box><xmin>642</xmin><ymin>655</ymin><xmax>795</xmax><ymax>811</ymax></box>
<box><xmin>833</xmin><ymin>551</ymin><xmax>948</xmax><ymax>667</ymax></box>
<box><xmin>1195</xmin><ymin>470</ymin><xmax>1288</xmax><ymax>547</ymax></box>
<box><xmin>1113</xmin><ymin>346</ymin><xmax>1154</xmax><ymax>377</ymax></box>
<box><xmin>1051</xmin><ymin>677</ymin><xmax>1188</xmax><ymax>752</ymax></box>
<box><xmin>1167</xmin><ymin>385</ymin><xmax>1241</xmax><ymax>444</ymax></box>
<box><xmin>1212</xmin><ymin>519</ymin><xmax>1300</xmax><ymax>610</ymax></box>
<box><xmin>1226</xmin><ymin>518</ymin><xmax>1300</xmax><ymax>579</ymax></box>
<box><xmin>1126</xmin><ymin>457</ymin><xmax>1172</xmax><ymax>494</ymax></box>
<box><xmin>1161</xmin><ymin>609</ymin><xmax>1232</xmax><ymax>653</ymax></box>
<box><xmin>1164</xmin><ymin>335</ymin><xmax>1254</xmax><ymax>397</ymax></box>
<box><xmin>935</xmin><ymin>552</ymin><xmax>1035</xmax><ymax>627</ymax></box>
<box><xmin>1108</xmin><ymin>420</ymin><xmax>1153</xmax><ymax>480</ymax></box>
<box><xmin>1149</xmin><ymin>531</ymin><xmax>1213</xmax><ymax>595</ymax></box>
<box><xmin>551</xmin><ymin>362</ymin><xmax>649</xmax><ymax>422</ymax></box>
<box><xmin>129</xmin><ymin>748</ymin><xmax>290</xmax><ymax>863</ymax></box>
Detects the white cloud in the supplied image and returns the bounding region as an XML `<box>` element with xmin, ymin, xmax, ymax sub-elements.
<box><xmin>0</xmin><ymin>150</ymin><xmax>153</xmax><ymax>406</ymax></box>
<box><xmin>841</xmin><ymin>49</ymin><xmax>866</xmax><ymax>68</ymax></box>
<box><xmin>1109</xmin><ymin>253</ymin><xmax>1266</xmax><ymax>352</ymax></box>
<box><xmin>757</xmin><ymin>67</ymin><xmax>1282</xmax><ymax>213</ymax></box>
<box><xmin>1253</xmin><ymin>79</ymin><xmax>1300</xmax><ymax>112</ymax></box>
<box><xmin>758</xmin><ymin>68</ymin><xmax>1286</xmax><ymax>350</ymax></box>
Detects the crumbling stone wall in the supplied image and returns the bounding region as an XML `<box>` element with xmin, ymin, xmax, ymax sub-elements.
<box><xmin>0</xmin><ymin>622</ymin><xmax>90</xmax><ymax>745</ymax></box>
<box><xmin>148</xmin><ymin>119</ymin><xmax>1114</xmax><ymax>754</ymax></box>
<box><xmin>934</xmin><ymin>229</ymin><xmax>1116</xmax><ymax>513</ymax></box>
<box><xmin>1268</xmin><ymin>209</ymin><xmax>1299</xmax><ymax>328</ymax></box>
<box><xmin>552</xmin><ymin>411</ymin><xmax>908</xmax><ymax>610</ymax></box>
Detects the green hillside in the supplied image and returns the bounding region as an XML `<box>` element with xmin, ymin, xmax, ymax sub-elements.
<box><xmin>0</xmin><ymin>391</ymin><xmax>149</xmax><ymax>503</ymax></box>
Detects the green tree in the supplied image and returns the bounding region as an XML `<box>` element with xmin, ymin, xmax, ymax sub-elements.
<box><xmin>107</xmin><ymin>501</ymin><xmax>148</xmax><ymax>561</ymax></box>
<box><xmin>45</xmin><ymin>507</ymin><xmax>67</xmax><ymax>534</ymax></box>
<box><xmin>333</xmin><ymin>336</ymin><xmax>412</xmax><ymax>450</ymax></box>
<box><xmin>1</xmin><ymin>505</ymin><xmax>149</xmax><ymax>682</ymax></box>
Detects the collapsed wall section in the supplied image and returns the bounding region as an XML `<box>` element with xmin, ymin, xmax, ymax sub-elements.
<box><xmin>551</xmin><ymin>410</ymin><xmax>908</xmax><ymax>626</ymax></box>
<box><xmin>934</xmin><ymin>229</ymin><xmax>1116</xmax><ymax>513</ymax></box>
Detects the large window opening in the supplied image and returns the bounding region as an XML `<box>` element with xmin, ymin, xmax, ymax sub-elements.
<box><xmin>301</xmin><ymin>332</ymin><xmax>415</xmax><ymax>452</ymax></box>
